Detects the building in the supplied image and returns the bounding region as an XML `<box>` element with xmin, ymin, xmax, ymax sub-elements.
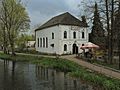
<box><xmin>26</xmin><ymin>41</ymin><xmax>35</xmax><ymax>48</ymax></box>
<box><xmin>35</xmin><ymin>12</ymin><xmax>89</xmax><ymax>55</ymax></box>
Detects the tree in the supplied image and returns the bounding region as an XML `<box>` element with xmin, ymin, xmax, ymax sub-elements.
<box><xmin>16</xmin><ymin>34</ymin><xmax>35</xmax><ymax>51</ymax></box>
<box><xmin>90</xmin><ymin>3</ymin><xmax>105</xmax><ymax>48</ymax></box>
<box><xmin>114</xmin><ymin>1</ymin><xmax>120</xmax><ymax>69</ymax></box>
<box><xmin>81</xmin><ymin>0</ymin><xmax>119</xmax><ymax>63</ymax></box>
<box><xmin>0</xmin><ymin>0</ymin><xmax>30</xmax><ymax>55</ymax></box>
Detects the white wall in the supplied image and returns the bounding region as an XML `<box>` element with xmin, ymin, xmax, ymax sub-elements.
<box><xmin>35</xmin><ymin>25</ymin><xmax>61</xmax><ymax>54</ymax></box>
<box><xmin>59</xmin><ymin>25</ymin><xmax>89</xmax><ymax>54</ymax></box>
<box><xmin>35</xmin><ymin>25</ymin><xmax>89</xmax><ymax>55</ymax></box>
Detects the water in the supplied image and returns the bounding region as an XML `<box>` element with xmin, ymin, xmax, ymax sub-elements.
<box><xmin>0</xmin><ymin>59</ymin><xmax>94</xmax><ymax>90</ymax></box>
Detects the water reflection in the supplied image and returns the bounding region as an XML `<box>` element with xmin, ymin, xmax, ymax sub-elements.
<box><xmin>0</xmin><ymin>59</ymin><xmax>94</xmax><ymax>90</ymax></box>
<box><xmin>35</xmin><ymin>65</ymin><xmax>94</xmax><ymax>90</ymax></box>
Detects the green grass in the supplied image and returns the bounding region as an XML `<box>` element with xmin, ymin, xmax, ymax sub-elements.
<box><xmin>0</xmin><ymin>52</ymin><xmax>42</xmax><ymax>62</ymax></box>
<box><xmin>0</xmin><ymin>52</ymin><xmax>120</xmax><ymax>89</ymax></box>
<box><xmin>92</xmin><ymin>60</ymin><xmax>119</xmax><ymax>70</ymax></box>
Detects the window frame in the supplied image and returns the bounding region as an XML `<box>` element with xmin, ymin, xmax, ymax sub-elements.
<box><xmin>73</xmin><ymin>31</ymin><xmax>76</xmax><ymax>39</ymax></box>
<box><xmin>40</xmin><ymin>38</ymin><xmax>42</xmax><ymax>47</ymax></box>
<box><xmin>46</xmin><ymin>37</ymin><xmax>48</xmax><ymax>48</ymax></box>
<box><xmin>52</xmin><ymin>32</ymin><xmax>54</xmax><ymax>39</ymax></box>
<box><xmin>37</xmin><ymin>38</ymin><xmax>39</xmax><ymax>47</ymax></box>
<box><xmin>82</xmin><ymin>32</ymin><xmax>85</xmax><ymax>38</ymax></box>
<box><xmin>64</xmin><ymin>44</ymin><xmax>67</xmax><ymax>51</ymax></box>
<box><xmin>43</xmin><ymin>38</ymin><xmax>45</xmax><ymax>48</ymax></box>
<box><xmin>64</xmin><ymin>31</ymin><xmax>67</xmax><ymax>39</ymax></box>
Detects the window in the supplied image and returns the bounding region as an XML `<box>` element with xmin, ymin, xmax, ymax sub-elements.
<box><xmin>82</xmin><ymin>32</ymin><xmax>85</xmax><ymax>38</ymax></box>
<box><xmin>40</xmin><ymin>38</ymin><xmax>42</xmax><ymax>47</ymax></box>
<box><xmin>46</xmin><ymin>37</ymin><xmax>48</xmax><ymax>48</ymax></box>
<box><xmin>43</xmin><ymin>38</ymin><xmax>45</xmax><ymax>47</ymax></box>
<box><xmin>64</xmin><ymin>44</ymin><xmax>67</xmax><ymax>51</ymax></box>
<box><xmin>82</xmin><ymin>44</ymin><xmax>84</xmax><ymax>46</ymax></box>
<box><xmin>51</xmin><ymin>44</ymin><xmax>54</xmax><ymax>48</ymax></box>
<box><xmin>37</xmin><ymin>38</ymin><xmax>39</xmax><ymax>47</ymax></box>
<box><xmin>52</xmin><ymin>33</ymin><xmax>54</xmax><ymax>39</ymax></box>
<box><xmin>64</xmin><ymin>31</ymin><xmax>67</xmax><ymax>38</ymax></box>
<box><xmin>73</xmin><ymin>31</ymin><xmax>76</xmax><ymax>39</ymax></box>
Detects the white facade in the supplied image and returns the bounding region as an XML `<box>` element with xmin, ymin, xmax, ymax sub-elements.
<box><xmin>35</xmin><ymin>25</ymin><xmax>89</xmax><ymax>55</ymax></box>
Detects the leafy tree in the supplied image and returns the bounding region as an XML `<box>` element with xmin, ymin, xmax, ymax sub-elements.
<box><xmin>90</xmin><ymin>3</ymin><xmax>105</xmax><ymax>48</ymax></box>
<box><xmin>16</xmin><ymin>34</ymin><xmax>35</xmax><ymax>51</ymax></box>
<box><xmin>0</xmin><ymin>0</ymin><xmax>30</xmax><ymax>55</ymax></box>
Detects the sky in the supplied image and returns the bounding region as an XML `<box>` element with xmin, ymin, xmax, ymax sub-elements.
<box><xmin>22</xmin><ymin>0</ymin><xmax>83</xmax><ymax>33</ymax></box>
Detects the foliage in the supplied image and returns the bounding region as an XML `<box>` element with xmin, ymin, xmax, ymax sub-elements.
<box><xmin>90</xmin><ymin>3</ymin><xmax>106</xmax><ymax>48</ymax></box>
<box><xmin>0</xmin><ymin>0</ymin><xmax>30</xmax><ymax>55</ymax></box>
<box><xmin>16</xmin><ymin>34</ymin><xmax>35</xmax><ymax>51</ymax></box>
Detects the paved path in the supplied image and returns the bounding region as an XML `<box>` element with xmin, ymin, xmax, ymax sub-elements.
<box><xmin>61</xmin><ymin>55</ymin><xmax>120</xmax><ymax>79</ymax></box>
<box><xmin>16</xmin><ymin>53</ymin><xmax>120</xmax><ymax>79</ymax></box>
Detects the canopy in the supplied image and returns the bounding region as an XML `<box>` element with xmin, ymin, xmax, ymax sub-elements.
<box><xmin>80</xmin><ymin>42</ymin><xmax>99</xmax><ymax>49</ymax></box>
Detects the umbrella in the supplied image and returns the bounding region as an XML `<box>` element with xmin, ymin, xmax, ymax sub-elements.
<box><xmin>80</xmin><ymin>42</ymin><xmax>99</xmax><ymax>49</ymax></box>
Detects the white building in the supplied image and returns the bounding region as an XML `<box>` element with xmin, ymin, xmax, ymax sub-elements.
<box><xmin>26</xmin><ymin>41</ymin><xmax>35</xmax><ymax>48</ymax></box>
<box><xmin>35</xmin><ymin>12</ymin><xmax>89</xmax><ymax>55</ymax></box>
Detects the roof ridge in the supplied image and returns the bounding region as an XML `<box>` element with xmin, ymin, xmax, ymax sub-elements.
<box><xmin>35</xmin><ymin>12</ymin><xmax>88</xmax><ymax>31</ymax></box>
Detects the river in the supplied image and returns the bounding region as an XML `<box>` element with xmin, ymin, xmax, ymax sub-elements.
<box><xmin>0</xmin><ymin>59</ymin><xmax>94</xmax><ymax>90</ymax></box>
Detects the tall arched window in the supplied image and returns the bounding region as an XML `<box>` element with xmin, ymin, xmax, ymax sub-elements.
<box><xmin>46</xmin><ymin>37</ymin><xmax>48</xmax><ymax>48</ymax></box>
<box><xmin>64</xmin><ymin>31</ymin><xmax>67</xmax><ymax>38</ymax></box>
<box><xmin>52</xmin><ymin>33</ymin><xmax>54</xmax><ymax>39</ymax></box>
<box><xmin>37</xmin><ymin>38</ymin><xmax>39</xmax><ymax>47</ymax></box>
<box><xmin>43</xmin><ymin>38</ymin><xmax>45</xmax><ymax>47</ymax></box>
<box><xmin>64</xmin><ymin>44</ymin><xmax>67</xmax><ymax>51</ymax></box>
<box><xmin>73</xmin><ymin>31</ymin><xmax>76</xmax><ymax>39</ymax></box>
<box><xmin>82</xmin><ymin>32</ymin><xmax>85</xmax><ymax>38</ymax></box>
<box><xmin>40</xmin><ymin>38</ymin><xmax>42</xmax><ymax>47</ymax></box>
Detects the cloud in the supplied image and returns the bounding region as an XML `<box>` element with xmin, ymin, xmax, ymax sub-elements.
<box><xmin>22</xmin><ymin>0</ymin><xmax>82</xmax><ymax>30</ymax></box>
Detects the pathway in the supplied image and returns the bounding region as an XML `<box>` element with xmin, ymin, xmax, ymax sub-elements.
<box><xmin>61</xmin><ymin>55</ymin><xmax>120</xmax><ymax>79</ymax></box>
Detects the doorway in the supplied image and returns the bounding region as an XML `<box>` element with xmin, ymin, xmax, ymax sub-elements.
<box><xmin>72</xmin><ymin>44</ymin><xmax>78</xmax><ymax>54</ymax></box>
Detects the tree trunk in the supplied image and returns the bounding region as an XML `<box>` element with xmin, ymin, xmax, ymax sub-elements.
<box><xmin>118</xmin><ymin>1</ymin><xmax>120</xmax><ymax>70</ymax></box>
<box><xmin>8</xmin><ymin>31</ymin><xmax>16</xmax><ymax>56</ymax></box>
<box><xmin>110</xmin><ymin>0</ymin><xmax>114</xmax><ymax>64</ymax></box>
<box><xmin>105</xmin><ymin>0</ymin><xmax>110</xmax><ymax>63</ymax></box>
<box><xmin>10</xmin><ymin>42</ymin><xmax>16</xmax><ymax>56</ymax></box>
<box><xmin>118</xmin><ymin>36</ymin><xmax>120</xmax><ymax>69</ymax></box>
<box><xmin>3</xmin><ymin>26</ymin><xmax>7</xmax><ymax>54</ymax></box>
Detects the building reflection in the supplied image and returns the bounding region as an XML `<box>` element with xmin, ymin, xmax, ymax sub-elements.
<box><xmin>35</xmin><ymin>65</ymin><xmax>93</xmax><ymax>90</ymax></box>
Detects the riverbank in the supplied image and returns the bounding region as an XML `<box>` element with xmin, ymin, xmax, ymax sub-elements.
<box><xmin>0</xmin><ymin>52</ymin><xmax>120</xmax><ymax>89</ymax></box>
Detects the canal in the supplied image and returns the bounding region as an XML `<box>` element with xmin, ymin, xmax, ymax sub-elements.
<box><xmin>0</xmin><ymin>59</ymin><xmax>93</xmax><ymax>90</ymax></box>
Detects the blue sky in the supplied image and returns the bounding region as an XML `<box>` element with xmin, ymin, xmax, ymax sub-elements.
<box><xmin>22</xmin><ymin>0</ymin><xmax>83</xmax><ymax>31</ymax></box>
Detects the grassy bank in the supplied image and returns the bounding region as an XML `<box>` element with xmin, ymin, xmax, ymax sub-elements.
<box><xmin>0</xmin><ymin>52</ymin><xmax>120</xmax><ymax>89</ymax></box>
<box><xmin>0</xmin><ymin>52</ymin><xmax>43</xmax><ymax>62</ymax></box>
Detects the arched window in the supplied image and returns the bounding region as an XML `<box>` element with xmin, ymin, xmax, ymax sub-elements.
<box><xmin>37</xmin><ymin>38</ymin><xmax>39</xmax><ymax>47</ymax></box>
<box><xmin>43</xmin><ymin>38</ymin><xmax>45</xmax><ymax>47</ymax></box>
<box><xmin>46</xmin><ymin>37</ymin><xmax>48</xmax><ymax>48</ymax></box>
<box><xmin>52</xmin><ymin>33</ymin><xmax>54</xmax><ymax>39</ymax></box>
<box><xmin>82</xmin><ymin>32</ymin><xmax>84</xmax><ymax>38</ymax></box>
<box><xmin>73</xmin><ymin>31</ymin><xmax>76</xmax><ymax>39</ymax></box>
<box><xmin>64</xmin><ymin>31</ymin><xmax>67</xmax><ymax>38</ymax></box>
<box><xmin>64</xmin><ymin>44</ymin><xmax>67</xmax><ymax>51</ymax></box>
<box><xmin>40</xmin><ymin>38</ymin><xmax>42</xmax><ymax>47</ymax></box>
